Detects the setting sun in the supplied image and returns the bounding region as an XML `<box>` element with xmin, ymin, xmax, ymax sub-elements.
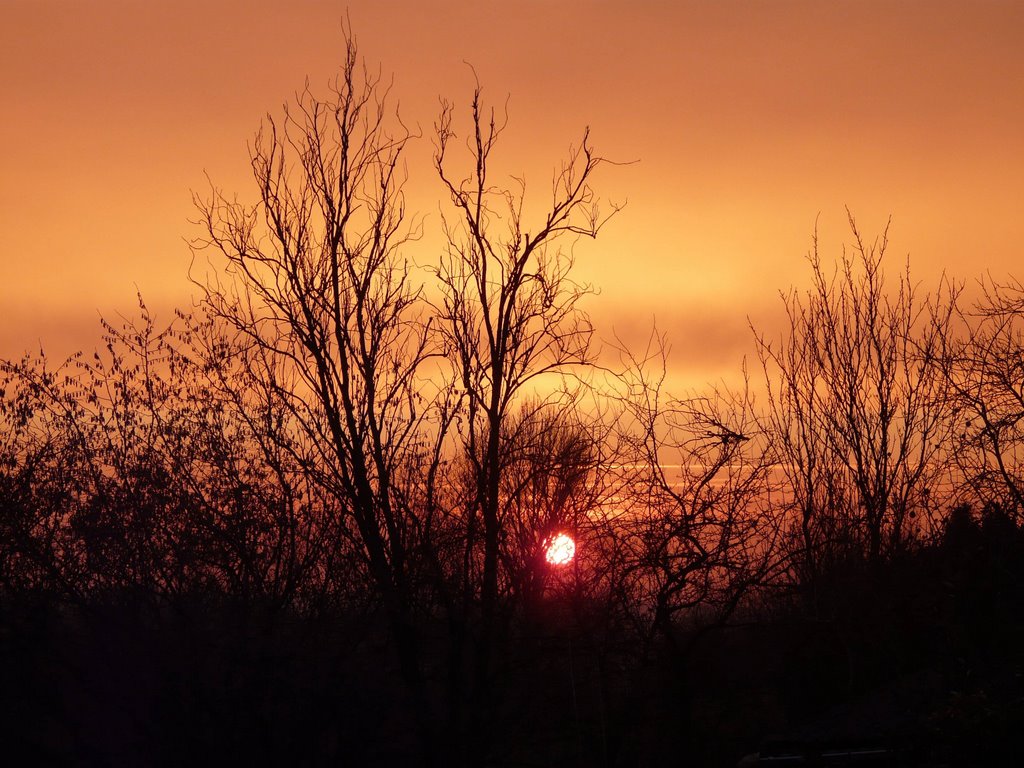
<box><xmin>544</xmin><ymin>533</ymin><xmax>576</xmax><ymax>566</ymax></box>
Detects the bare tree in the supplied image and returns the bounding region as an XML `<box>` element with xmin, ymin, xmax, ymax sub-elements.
<box><xmin>941</xmin><ymin>276</ymin><xmax>1024</xmax><ymax>517</ymax></box>
<box><xmin>0</xmin><ymin>294</ymin><xmax>345</xmax><ymax>611</ymax></box>
<box><xmin>754</xmin><ymin>213</ymin><xmax>958</xmax><ymax>581</ymax></box>
<box><xmin>611</xmin><ymin>334</ymin><xmax>783</xmax><ymax>654</ymax></box>
<box><xmin>497</xmin><ymin>401</ymin><xmax>611</xmax><ymax>611</ymax></box>
<box><xmin>432</xmin><ymin>82</ymin><xmax>619</xmax><ymax>761</ymax></box>
<box><xmin>0</xmin><ymin>351</ymin><xmax>92</xmax><ymax>600</ymax></box>
<box><xmin>190</xmin><ymin>29</ymin><xmax>446</xmax><ymax>763</ymax></box>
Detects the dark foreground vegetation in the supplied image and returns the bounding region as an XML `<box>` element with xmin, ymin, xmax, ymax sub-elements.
<box><xmin>2</xmin><ymin>526</ymin><xmax>1022</xmax><ymax>767</ymax></box>
<box><xmin>2</xmin><ymin>31</ymin><xmax>1022</xmax><ymax>767</ymax></box>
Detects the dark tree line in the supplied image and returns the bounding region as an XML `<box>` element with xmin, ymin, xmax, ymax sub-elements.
<box><xmin>2</xmin><ymin>32</ymin><xmax>1023</xmax><ymax>768</ymax></box>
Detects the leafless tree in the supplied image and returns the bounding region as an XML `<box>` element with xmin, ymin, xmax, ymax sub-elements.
<box><xmin>1</xmin><ymin>351</ymin><xmax>92</xmax><ymax>600</ymax></box>
<box><xmin>940</xmin><ymin>276</ymin><xmax>1024</xmax><ymax>517</ymax></box>
<box><xmin>495</xmin><ymin>401</ymin><xmax>612</xmax><ymax>611</ymax></box>
<box><xmin>190</xmin><ymin>29</ymin><xmax>446</xmax><ymax>763</ymax></box>
<box><xmin>754</xmin><ymin>213</ymin><xmax>959</xmax><ymax>582</ymax></box>
<box><xmin>432</xmin><ymin>82</ymin><xmax>620</xmax><ymax>760</ymax></box>
<box><xmin>0</xmin><ymin>297</ymin><xmax>341</xmax><ymax>610</ymax></box>
<box><xmin>611</xmin><ymin>333</ymin><xmax>784</xmax><ymax>654</ymax></box>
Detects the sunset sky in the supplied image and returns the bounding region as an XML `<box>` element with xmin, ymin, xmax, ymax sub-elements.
<box><xmin>2</xmin><ymin>0</ymin><xmax>1022</xmax><ymax>390</ymax></box>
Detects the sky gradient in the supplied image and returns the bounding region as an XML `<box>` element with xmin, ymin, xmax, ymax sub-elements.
<box><xmin>2</xmin><ymin>0</ymin><xmax>1022</xmax><ymax>389</ymax></box>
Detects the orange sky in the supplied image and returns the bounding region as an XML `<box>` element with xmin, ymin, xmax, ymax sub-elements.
<box><xmin>2</xmin><ymin>0</ymin><xmax>1022</xmax><ymax>390</ymax></box>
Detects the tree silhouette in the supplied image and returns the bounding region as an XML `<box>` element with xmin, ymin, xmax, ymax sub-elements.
<box><xmin>611</xmin><ymin>333</ymin><xmax>783</xmax><ymax>655</ymax></box>
<box><xmin>190</xmin><ymin>28</ymin><xmax>448</xmax><ymax>762</ymax></box>
<box><xmin>941</xmin><ymin>276</ymin><xmax>1024</xmax><ymax>517</ymax></box>
<box><xmin>431</xmin><ymin>80</ymin><xmax>620</xmax><ymax>763</ymax></box>
<box><xmin>754</xmin><ymin>214</ymin><xmax>958</xmax><ymax>584</ymax></box>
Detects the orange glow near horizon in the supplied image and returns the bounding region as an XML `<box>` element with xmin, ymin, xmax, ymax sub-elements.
<box><xmin>2</xmin><ymin>1</ymin><xmax>1023</xmax><ymax>392</ymax></box>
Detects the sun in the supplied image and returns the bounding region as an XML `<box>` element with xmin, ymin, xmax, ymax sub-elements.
<box><xmin>544</xmin><ymin>533</ymin><xmax>576</xmax><ymax>566</ymax></box>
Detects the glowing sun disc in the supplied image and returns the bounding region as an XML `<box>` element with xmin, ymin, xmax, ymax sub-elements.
<box><xmin>544</xmin><ymin>533</ymin><xmax>576</xmax><ymax>565</ymax></box>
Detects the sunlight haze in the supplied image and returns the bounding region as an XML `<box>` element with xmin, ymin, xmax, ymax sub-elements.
<box><xmin>2</xmin><ymin>0</ymin><xmax>1021</xmax><ymax>391</ymax></box>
